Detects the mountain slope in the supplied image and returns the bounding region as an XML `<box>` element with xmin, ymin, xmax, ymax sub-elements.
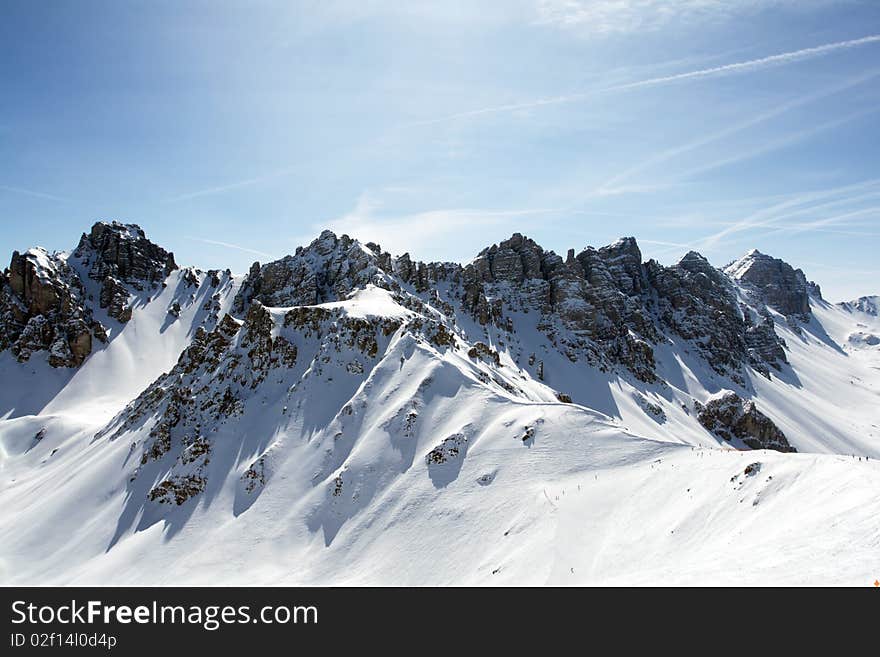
<box><xmin>0</xmin><ymin>222</ymin><xmax>878</xmax><ymax>585</ymax></box>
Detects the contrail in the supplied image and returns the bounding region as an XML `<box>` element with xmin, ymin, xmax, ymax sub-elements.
<box><xmin>603</xmin><ymin>34</ymin><xmax>880</xmax><ymax>92</ymax></box>
<box><xmin>676</xmin><ymin>105</ymin><xmax>879</xmax><ymax>182</ymax></box>
<box><xmin>186</xmin><ymin>237</ymin><xmax>274</xmax><ymax>259</ymax></box>
<box><xmin>692</xmin><ymin>177</ymin><xmax>880</xmax><ymax>251</ymax></box>
<box><xmin>0</xmin><ymin>185</ymin><xmax>72</xmax><ymax>203</ymax></box>
<box><xmin>409</xmin><ymin>34</ymin><xmax>880</xmax><ymax>126</ymax></box>
<box><xmin>598</xmin><ymin>68</ymin><xmax>880</xmax><ymax>191</ymax></box>
<box><xmin>164</xmin><ymin>166</ymin><xmax>299</xmax><ymax>203</ymax></box>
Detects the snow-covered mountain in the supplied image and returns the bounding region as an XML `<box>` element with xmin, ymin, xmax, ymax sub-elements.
<box><xmin>1</xmin><ymin>221</ymin><xmax>878</xmax><ymax>585</ymax></box>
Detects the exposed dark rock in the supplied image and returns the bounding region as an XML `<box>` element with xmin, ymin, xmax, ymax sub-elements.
<box><xmin>839</xmin><ymin>295</ymin><xmax>879</xmax><ymax>316</ymax></box>
<box><xmin>149</xmin><ymin>474</ymin><xmax>207</xmax><ymax>505</ymax></box>
<box><xmin>742</xmin><ymin>306</ymin><xmax>787</xmax><ymax>376</ymax></box>
<box><xmin>0</xmin><ymin>249</ymin><xmax>103</xmax><ymax>367</ymax></box>
<box><xmin>76</xmin><ymin>221</ymin><xmax>177</xmax><ymax>289</ymax></box>
<box><xmin>696</xmin><ymin>391</ymin><xmax>795</xmax><ymax>452</ymax></box>
<box><xmin>725</xmin><ymin>250</ymin><xmax>811</xmax><ymax>318</ymax></box>
<box><xmin>1</xmin><ymin>222</ymin><xmax>184</xmax><ymax>367</ymax></box>
<box><xmin>232</xmin><ymin>230</ymin><xmax>393</xmax><ymax>314</ymax></box>
<box><xmin>468</xmin><ymin>342</ymin><xmax>501</xmax><ymax>366</ymax></box>
<box><xmin>633</xmin><ymin>392</ymin><xmax>665</xmax><ymax>420</ymax></box>
<box><xmin>242</xmin><ymin>456</ymin><xmax>267</xmax><ymax>494</ymax></box>
<box><xmin>75</xmin><ymin>221</ymin><xmax>177</xmax><ymax>323</ymax></box>
<box><xmin>426</xmin><ymin>433</ymin><xmax>467</xmax><ymax>465</ymax></box>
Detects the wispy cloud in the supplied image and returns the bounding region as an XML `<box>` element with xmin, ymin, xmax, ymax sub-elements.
<box><xmin>638</xmin><ymin>238</ymin><xmax>695</xmax><ymax>248</ymax></box>
<box><xmin>598</xmin><ymin>69</ymin><xmax>880</xmax><ymax>192</ymax></box>
<box><xmin>185</xmin><ymin>237</ymin><xmax>274</xmax><ymax>259</ymax></box>
<box><xmin>163</xmin><ymin>167</ymin><xmax>299</xmax><ymax>203</ymax></box>
<box><xmin>605</xmin><ymin>34</ymin><xmax>880</xmax><ymax>91</ymax></box>
<box><xmin>536</xmin><ymin>0</ymin><xmax>844</xmax><ymax>35</ymax></box>
<box><xmin>409</xmin><ymin>34</ymin><xmax>880</xmax><ymax>127</ymax></box>
<box><xmin>321</xmin><ymin>192</ymin><xmax>563</xmax><ymax>258</ymax></box>
<box><xmin>759</xmin><ymin>206</ymin><xmax>880</xmax><ymax>239</ymax></box>
<box><xmin>691</xmin><ymin>177</ymin><xmax>880</xmax><ymax>251</ymax></box>
<box><xmin>674</xmin><ymin>105</ymin><xmax>879</xmax><ymax>180</ymax></box>
<box><xmin>0</xmin><ymin>184</ymin><xmax>73</xmax><ymax>203</ymax></box>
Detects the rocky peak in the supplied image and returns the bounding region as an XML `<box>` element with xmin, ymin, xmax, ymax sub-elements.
<box><xmin>1</xmin><ymin>221</ymin><xmax>183</xmax><ymax>367</ymax></box>
<box><xmin>645</xmin><ymin>251</ymin><xmax>753</xmax><ymax>380</ymax></box>
<box><xmin>664</xmin><ymin>251</ymin><xmax>737</xmax><ymax>303</ymax></box>
<box><xmin>457</xmin><ymin>234</ymin><xmax>789</xmax><ymax>384</ymax></box>
<box><xmin>725</xmin><ymin>250</ymin><xmax>811</xmax><ymax>317</ymax></box>
<box><xmin>75</xmin><ymin>221</ymin><xmax>177</xmax><ymax>286</ymax></box>
<box><xmin>579</xmin><ymin>236</ymin><xmax>645</xmax><ymax>296</ymax></box>
<box><xmin>74</xmin><ymin>221</ymin><xmax>178</xmax><ymax>323</ymax></box>
<box><xmin>471</xmin><ymin>233</ymin><xmax>550</xmax><ymax>284</ymax></box>
<box><xmin>677</xmin><ymin>250</ymin><xmax>716</xmax><ymax>274</ymax></box>
<box><xmin>602</xmin><ymin>236</ymin><xmax>642</xmax><ymax>262</ymax></box>
<box><xmin>232</xmin><ymin>230</ymin><xmax>394</xmax><ymax>314</ymax></box>
<box><xmin>839</xmin><ymin>295</ymin><xmax>879</xmax><ymax>315</ymax></box>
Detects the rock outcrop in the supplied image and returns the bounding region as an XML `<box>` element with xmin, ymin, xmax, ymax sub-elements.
<box><xmin>456</xmin><ymin>234</ymin><xmax>660</xmax><ymax>381</ymax></box>
<box><xmin>725</xmin><ymin>250</ymin><xmax>814</xmax><ymax>318</ymax></box>
<box><xmin>648</xmin><ymin>251</ymin><xmax>748</xmax><ymax>378</ymax></box>
<box><xmin>3</xmin><ymin>222</ymin><xmax>815</xmax><ymax>391</ymax></box>
<box><xmin>839</xmin><ymin>295</ymin><xmax>879</xmax><ymax>316</ymax></box>
<box><xmin>450</xmin><ymin>235</ymin><xmax>790</xmax><ymax>383</ymax></box>
<box><xmin>0</xmin><ymin>248</ymin><xmax>105</xmax><ymax>367</ymax></box>
<box><xmin>101</xmin><ymin>294</ymin><xmax>410</xmax><ymax>509</ymax></box>
<box><xmin>0</xmin><ymin>221</ymin><xmax>181</xmax><ymax>367</ymax></box>
<box><xmin>232</xmin><ymin>230</ymin><xmax>394</xmax><ymax>313</ymax></box>
<box><xmin>228</xmin><ymin>231</ymin><xmax>800</xmax><ymax>386</ymax></box>
<box><xmin>696</xmin><ymin>391</ymin><xmax>795</xmax><ymax>452</ymax></box>
<box><xmin>74</xmin><ymin>221</ymin><xmax>177</xmax><ymax>323</ymax></box>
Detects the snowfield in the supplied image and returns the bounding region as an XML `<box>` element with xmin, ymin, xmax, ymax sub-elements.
<box><xmin>1</xmin><ymin>226</ymin><xmax>878</xmax><ymax>586</ymax></box>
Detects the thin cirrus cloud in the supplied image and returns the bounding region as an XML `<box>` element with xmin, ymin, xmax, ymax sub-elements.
<box><xmin>636</xmin><ymin>177</ymin><xmax>880</xmax><ymax>263</ymax></box>
<box><xmin>536</xmin><ymin>0</ymin><xmax>842</xmax><ymax>34</ymax></box>
<box><xmin>671</xmin><ymin>105</ymin><xmax>880</xmax><ymax>181</ymax></box>
<box><xmin>760</xmin><ymin>206</ymin><xmax>880</xmax><ymax>239</ymax></box>
<box><xmin>596</xmin><ymin>68</ymin><xmax>880</xmax><ymax>193</ymax></box>
<box><xmin>0</xmin><ymin>184</ymin><xmax>73</xmax><ymax>203</ymax></box>
<box><xmin>163</xmin><ymin>166</ymin><xmax>300</xmax><ymax>204</ymax></box>
<box><xmin>408</xmin><ymin>33</ymin><xmax>880</xmax><ymax>127</ymax></box>
<box><xmin>688</xmin><ymin>177</ymin><xmax>880</xmax><ymax>252</ymax></box>
<box><xmin>321</xmin><ymin>193</ymin><xmax>564</xmax><ymax>258</ymax></box>
<box><xmin>185</xmin><ymin>237</ymin><xmax>274</xmax><ymax>259</ymax></box>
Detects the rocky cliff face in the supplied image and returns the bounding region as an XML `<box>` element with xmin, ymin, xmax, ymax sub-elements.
<box><xmin>0</xmin><ymin>221</ymin><xmax>178</xmax><ymax>367</ymax></box>
<box><xmin>416</xmin><ymin>234</ymin><xmax>788</xmax><ymax>384</ymax></box>
<box><xmin>74</xmin><ymin>221</ymin><xmax>178</xmax><ymax>322</ymax></box>
<box><xmin>0</xmin><ymin>248</ymin><xmax>105</xmax><ymax>367</ymax></box>
<box><xmin>725</xmin><ymin>250</ymin><xmax>817</xmax><ymax>318</ymax></box>
<box><xmin>1</xmin><ymin>221</ymin><xmax>806</xmax><ymax>387</ymax></box>
<box><xmin>456</xmin><ymin>235</ymin><xmax>794</xmax><ymax>382</ymax></box>
<box><xmin>225</xmin><ymin>231</ymin><xmax>798</xmax><ymax>386</ymax></box>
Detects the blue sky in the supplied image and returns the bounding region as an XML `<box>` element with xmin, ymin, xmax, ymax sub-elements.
<box><xmin>1</xmin><ymin>0</ymin><xmax>879</xmax><ymax>300</ymax></box>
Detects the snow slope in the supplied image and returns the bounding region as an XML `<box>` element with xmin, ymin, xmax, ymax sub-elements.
<box><xmin>1</xmin><ymin>264</ymin><xmax>238</xmax><ymax>420</ymax></box>
<box><xmin>1</xmin><ymin>226</ymin><xmax>878</xmax><ymax>586</ymax></box>
<box><xmin>2</xmin><ymin>388</ymin><xmax>877</xmax><ymax>585</ymax></box>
